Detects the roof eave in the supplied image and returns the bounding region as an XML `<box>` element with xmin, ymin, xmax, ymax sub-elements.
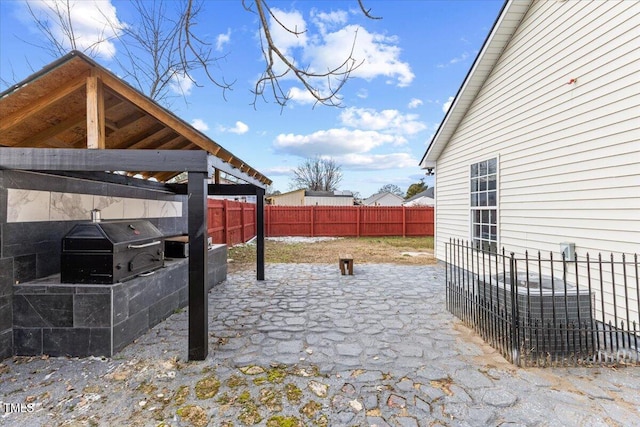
<box><xmin>420</xmin><ymin>0</ymin><xmax>532</xmax><ymax>169</ymax></box>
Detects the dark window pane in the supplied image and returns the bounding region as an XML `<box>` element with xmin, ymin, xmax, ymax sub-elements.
<box><xmin>488</xmin><ymin>158</ymin><xmax>497</xmax><ymax>174</ymax></box>
<box><xmin>475</xmin><ymin>210</ymin><xmax>481</xmax><ymax>223</ymax></box>
<box><xmin>482</xmin><ymin>210</ymin><xmax>490</xmax><ymax>223</ymax></box>
<box><xmin>471</xmin><ymin>194</ymin><xmax>476</xmax><ymax>206</ymax></box>
<box><xmin>471</xmin><ymin>178</ymin><xmax>478</xmax><ymax>192</ymax></box>
<box><xmin>471</xmin><ymin>163</ymin><xmax>478</xmax><ymax>177</ymax></box>
<box><xmin>488</xmin><ymin>175</ymin><xmax>497</xmax><ymax>190</ymax></box>
<box><xmin>479</xmin><ymin>176</ymin><xmax>487</xmax><ymax>191</ymax></box>
<box><xmin>488</xmin><ymin>191</ymin><xmax>496</xmax><ymax>206</ymax></box>
<box><xmin>482</xmin><ymin>225</ymin><xmax>490</xmax><ymax>239</ymax></box>
<box><xmin>479</xmin><ymin>192</ymin><xmax>487</xmax><ymax>206</ymax></box>
<box><xmin>475</xmin><ymin>224</ymin><xmax>481</xmax><ymax>238</ymax></box>
<box><xmin>479</xmin><ymin>161</ymin><xmax>487</xmax><ymax>176</ymax></box>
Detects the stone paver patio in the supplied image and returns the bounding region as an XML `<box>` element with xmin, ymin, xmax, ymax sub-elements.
<box><xmin>1</xmin><ymin>263</ymin><xmax>639</xmax><ymax>426</ymax></box>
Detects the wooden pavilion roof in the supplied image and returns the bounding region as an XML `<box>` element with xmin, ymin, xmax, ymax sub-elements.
<box><xmin>0</xmin><ymin>51</ymin><xmax>271</xmax><ymax>186</ymax></box>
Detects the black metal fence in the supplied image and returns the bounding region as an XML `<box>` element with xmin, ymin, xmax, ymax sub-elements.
<box><xmin>445</xmin><ymin>239</ymin><xmax>639</xmax><ymax>367</ymax></box>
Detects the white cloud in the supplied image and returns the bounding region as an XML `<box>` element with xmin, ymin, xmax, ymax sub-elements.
<box><xmin>269</xmin><ymin>8</ymin><xmax>308</xmax><ymax>55</ymax></box>
<box><xmin>219</xmin><ymin>121</ymin><xmax>249</xmax><ymax>135</ymax></box>
<box><xmin>262</xmin><ymin>166</ymin><xmax>293</xmax><ymax>176</ymax></box>
<box><xmin>340</xmin><ymin>107</ymin><xmax>426</xmax><ymax>136</ymax></box>
<box><xmin>306</xmin><ymin>25</ymin><xmax>414</xmax><ymax>87</ymax></box>
<box><xmin>216</xmin><ymin>28</ymin><xmax>231</xmax><ymax>51</ymax></box>
<box><xmin>190</xmin><ymin>118</ymin><xmax>209</xmax><ymax>132</ymax></box>
<box><xmin>274</xmin><ymin>128</ymin><xmax>404</xmax><ymax>158</ymax></box>
<box><xmin>260</xmin><ymin>7</ymin><xmax>413</xmax><ymax>105</ymax></box>
<box><xmin>443</xmin><ymin>96</ymin><xmax>454</xmax><ymax>113</ymax></box>
<box><xmin>356</xmin><ymin>88</ymin><xmax>368</xmax><ymax>99</ymax></box>
<box><xmin>287</xmin><ymin>87</ymin><xmax>319</xmax><ymax>105</ymax></box>
<box><xmin>311</xmin><ymin>9</ymin><xmax>348</xmax><ymax>34</ymax></box>
<box><xmin>169</xmin><ymin>72</ymin><xmax>193</xmax><ymax>96</ymax></box>
<box><xmin>26</xmin><ymin>0</ymin><xmax>124</xmax><ymax>60</ymax></box>
<box><xmin>437</xmin><ymin>51</ymin><xmax>470</xmax><ymax>68</ymax></box>
<box><xmin>334</xmin><ymin>152</ymin><xmax>419</xmax><ymax>171</ymax></box>
<box><xmin>408</xmin><ymin>98</ymin><xmax>423</xmax><ymax>109</ymax></box>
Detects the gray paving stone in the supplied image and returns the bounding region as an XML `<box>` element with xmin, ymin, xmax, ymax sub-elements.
<box><xmin>2</xmin><ymin>263</ymin><xmax>639</xmax><ymax>427</ymax></box>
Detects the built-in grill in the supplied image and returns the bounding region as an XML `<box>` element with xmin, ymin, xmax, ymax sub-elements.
<box><xmin>61</xmin><ymin>220</ymin><xmax>165</xmax><ymax>284</ymax></box>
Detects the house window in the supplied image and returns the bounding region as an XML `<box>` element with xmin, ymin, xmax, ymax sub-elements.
<box><xmin>470</xmin><ymin>158</ymin><xmax>497</xmax><ymax>252</ymax></box>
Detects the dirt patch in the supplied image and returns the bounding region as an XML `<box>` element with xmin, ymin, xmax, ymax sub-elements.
<box><xmin>227</xmin><ymin>237</ymin><xmax>436</xmax><ymax>273</ymax></box>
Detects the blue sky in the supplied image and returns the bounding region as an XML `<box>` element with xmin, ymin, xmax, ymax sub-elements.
<box><xmin>0</xmin><ymin>0</ymin><xmax>504</xmax><ymax>197</ymax></box>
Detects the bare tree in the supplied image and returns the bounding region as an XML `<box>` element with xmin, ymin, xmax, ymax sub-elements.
<box><xmin>377</xmin><ymin>184</ymin><xmax>403</xmax><ymax>197</ymax></box>
<box><xmin>291</xmin><ymin>157</ymin><xmax>343</xmax><ymax>192</ymax></box>
<box><xmin>19</xmin><ymin>0</ymin><xmax>380</xmax><ymax>107</ymax></box>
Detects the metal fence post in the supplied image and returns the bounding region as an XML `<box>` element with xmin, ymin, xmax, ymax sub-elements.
<box><xmin>509</xmin><ymin>252</ymin><xmax>520</xmax><ymax>365</ymax></box>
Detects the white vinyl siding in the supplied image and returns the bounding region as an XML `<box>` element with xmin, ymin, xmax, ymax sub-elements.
<box><xmin>434</xmin><ymin>0</ymin><xmax>640</xmax><ymax>261</ymax></box>
<box><xmin>304</xmin><ymin>196</ymin><xmax>353</xmax><ymax>206</ymax></box>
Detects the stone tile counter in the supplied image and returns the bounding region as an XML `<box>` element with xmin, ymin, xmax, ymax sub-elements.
<box><xmin>11</xmin><ymin>244</ymin><xmax>227</xmax><ymax>357</ymax></box>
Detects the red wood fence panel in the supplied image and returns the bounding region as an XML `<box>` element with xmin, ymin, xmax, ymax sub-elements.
<box><xmin>207</xmin><ymin>202</ymin><xmax>434</xmax><ymax>243</ymax></box>
<box><xmin>264</xmin><ymin>205</ymin><xmax>434</xmax><ymax>237</ymax></box>
<box><xmin>207</xmin><ymin>199</ymin><xmax>257</xmax><ymax>245</ymax></box>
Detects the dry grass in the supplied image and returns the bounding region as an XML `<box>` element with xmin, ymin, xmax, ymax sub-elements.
<box><xmin>227</xmin><ymin>236</ymin><xmax>436</xmax><ymax>273</ymax></box>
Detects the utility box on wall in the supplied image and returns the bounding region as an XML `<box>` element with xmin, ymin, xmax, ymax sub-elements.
<box><xmin>560</xmin><ymin>242</ymin><xmax>575</xmax><ymax>261</ymax></box>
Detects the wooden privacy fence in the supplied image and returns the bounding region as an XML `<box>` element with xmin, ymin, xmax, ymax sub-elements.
<box><xmin>265</xmin><ymin>205</ymin><xmax>434</xmax><ymax>237</ymax></box>
<box><xmin>207</xmin><ymin>202</ymin><xmax>434</xmax><ymax>243</ymax></box>
<box><xmin>207</xmin><ymin>199</ymin><xmax>256</xmax><ymax>245</ymax></box>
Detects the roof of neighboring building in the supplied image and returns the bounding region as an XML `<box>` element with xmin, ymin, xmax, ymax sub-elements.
<box><xmin>363</xmin><ymin>192</ymin><xmax>404</xmax><ymax>206</ymax></box>
<box><xmin>420</xmin><ymin>0</ymin><xmax>532</xmax><ymax>168</ymax></box>
<box><xmin>305</xmin><ymin>190</ymin><xmax>353</xmax><ymax>197</ymax></box>
<box><xmin>0</xmin><ymin>51</ymin><xmax>271</xmax><ymax>185</ymax></box>
<box><xmin>404</xmin><ymin>188</ymin><xmax>434</xmax><ymax>203</ymax></box>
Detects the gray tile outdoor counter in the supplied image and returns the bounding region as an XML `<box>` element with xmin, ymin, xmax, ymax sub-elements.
<box><xmin>11</xmin><ymin>244</ymin><xmax>227</xmax><ymax>357</ymax></box>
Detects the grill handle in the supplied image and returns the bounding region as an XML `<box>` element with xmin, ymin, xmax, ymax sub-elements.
<box><xmin>127</xmin><ymin>240</ymin><xmax>162</xmax><ymax>249</ymax></box>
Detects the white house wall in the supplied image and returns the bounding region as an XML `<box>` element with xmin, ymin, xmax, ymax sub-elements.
<box><xmin>270</xmin><ymin>190</ymin><xmax>305</xmax><ymax>206</ymax></box>
<box><xmin>434</xmin><ymin>0</ymin><xmax>640</xmax><ymax>261</ymax></box>
<box><xmin>304</xmin><ymin>196</ymin><xmax>353</xmax><ymax>206</ymax></box>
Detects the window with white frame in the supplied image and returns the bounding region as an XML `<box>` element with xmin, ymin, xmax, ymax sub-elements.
<box><xmin>470</xmin><ymin>158</ymin><xmax>497</xmax><ymax>252</ymax></box>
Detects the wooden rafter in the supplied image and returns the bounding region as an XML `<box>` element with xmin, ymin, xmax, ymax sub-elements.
<box><xmin>18</xmin><ymin>97</ymin><xmax>123</xmax><ymax>148</ymax></box>
<box><xmin>0</xmin><ymin>75</ymin><xmax>87</xmax><ymax>132</ymax></box>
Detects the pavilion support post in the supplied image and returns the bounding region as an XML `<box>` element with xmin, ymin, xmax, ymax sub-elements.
<box><xmin>188</xmin><ymin>171</ymin><xmax>208</xmax><ymax>360</ymax></box>
<box><xmin>256</xmin><ymin>187</ymin><xmax>265</xmax><ymax>281</ymax></box>
<box><xmin>86</xmin><ymin>74</ymin><xmax>105</xmax><ymax>149</ymax></box>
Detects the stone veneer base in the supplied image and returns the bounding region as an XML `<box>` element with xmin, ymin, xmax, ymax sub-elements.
<box><xmin>12</xmin><ymin>244</ymin><xmax>227</xmax><ymax>357</ymax></box>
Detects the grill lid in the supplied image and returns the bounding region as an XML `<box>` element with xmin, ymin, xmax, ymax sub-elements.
<box><xmin>64</xmin><ymin>220</ymin><xmax>163</xmax><ymax>245</ymax></box>
<box><xmin>98</xmin><ymin>220</ymin><xmax>163</xmax><ymax>244</ymax></box>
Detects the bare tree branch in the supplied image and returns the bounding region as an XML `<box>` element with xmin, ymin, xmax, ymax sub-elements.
<box><xmin>291</xmin><ymin>157</ymin><xmax>343</xmax><ymax>192</ymax></box>
<box><xmin>18</xmin><ymin>0</ymin><xmax>382</xmax><ymax>108</ymax></box>
<box><xmin>358</xmin><ymin>0</ymin><xmax>382</xmax><ymax>20</ymax></box>
<box><xmin>246</xmin><ymin>0</ymin><xmax>371</xmax><ymax>109</ymax></box>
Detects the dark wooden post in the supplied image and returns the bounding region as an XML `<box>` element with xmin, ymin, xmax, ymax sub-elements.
<box><xmin>256</xmin><ymin>187</ymin><xmax>265</xmax><ymax>281</ymax></box>
<box><xmin>188</xmin><ymin>172</ymin><xmax>208</xmax><ymax>360</ymax></box>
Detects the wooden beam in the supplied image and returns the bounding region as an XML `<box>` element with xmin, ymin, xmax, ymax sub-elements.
<box><xmin>17</xmin><ymin>96</ymin><xmax>123</xmax><ymax>148</ymax></box>
<box><xmin>94</xmin><ymin>69</ymin><xmax>270</xmax><ymax>185</ymax></box>
<box><xmin>37</xmin><ymin>170</ymin><xmax>180</xmax><ymax>192</ymax></box>
<box><xmin>110</xmin><ymin>123</ymin><xmax>165</xmax><ymax>149</ymax></box>
<box><xmin>127</xmin><ymin>128</ymin><xmax>176</xmax><ymax>150</ymax></box>
<box><xmin>188</xmin><ymin>171</ymin><xmax>208</xmax><ymax>360</ymax></box>
<box><xmin>208</xmin><ymin>184</ymin><xmax>259</xmax><ymax>196</ymax></box>
<box><xmin>256</xmin><ymin>187</ymin><xmax>266</xmax><ymax>281</ymax></box>
<box><xmin>86</xmin><ymin>75</ymin><xmax>105</xmax><ymax>149</ymax></box>
<box><xmin>0</xmin><ymin>75</ymin><xmax>87</xmax><ymax>132</ymax></box>
<box><xmin>208</xmin><ymin>155</ymin><xmax>267</xmax><ymax>189</ymax></box>
<box><xmin>113</xmin><ymin>110</ymin><xmax>145</xmax><ymax>129</ymax></box>
<box><xmin>0</xmin><ymin>148</ymin><xmax>210</xmax><ymax>173</ymax></box>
